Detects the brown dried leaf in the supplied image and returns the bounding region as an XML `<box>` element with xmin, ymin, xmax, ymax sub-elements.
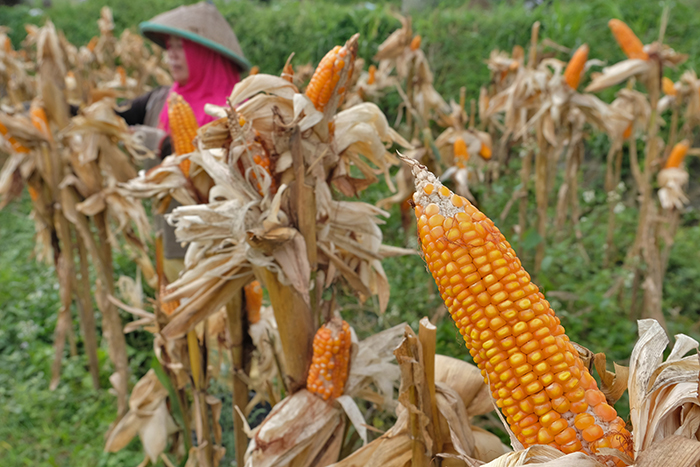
<box><xmin>592</xmin><ymin>352</ymin><xmax>629</xmax><ymax>405</ymax></box>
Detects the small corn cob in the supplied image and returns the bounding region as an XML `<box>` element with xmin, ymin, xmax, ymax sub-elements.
<box><xmin>30</xmin><ymin>100</ymin><xmax>52</xmax><ymax>142</ymax></box>
<box><xmin>664</xmin><ymin>140</ymin><xmax>689</xmax><ymax>169</ymax></box>
<box><xmin>564</xmin><ymin>44</ymin><xmax>589</xmax><ymax>90</ymax></box>
<box><xmin>0</xmin><ymin>121</ymin><xmax>29</xmax><ymax>153</ymax></box>
<box><xmin>410</xmin><ymin>35</ymin><xmax>422</xmax><ymax>51</ymax></box>
<box><xmin>623</xmin><ymin>124</ymin><xmax>632</xmax><ymax>140</ymax></box>
<box><xmin>480</xmin><ymin>143</ymin><xmax>492</xmax><ymax>160</ymax></box>
<box><xmin>454</xmin><ymin>138</ymin><xmax>469</xmax><ymax>169</ymax></box>
<box><xmin>305</xmin><ymin>35</ymin><xmax>359</xmax><ymax>113</ymax></box>
<box><xmin>368</xmin><ymin>64</ymin><xmax>376</xmax><ymax>85</ymax></box>
<box><xmin>406</xmin><ymin>159</ymin><xmax>632</xmax><ymax>465</ymax></box>
<box><xmin>307</xmin><ymin>318</ymin><xmax>352</xmax><ymax>401</ymax></box>
<box><xmin>662</xmin><ymin>77</ymin><xmax>677</xmax><ymax>96</ymax></box>
<box><xmin>167</xmin><ymin>93</ymin><xmax>198</xmax><ymax>176</ymax></box>
<box><xmin>236</xmin><ymin>117</ymin><xmax>277</xmax><ymax>196</ymax></box>
<box><xmin>117</xmin><ymin>66</ymin><xmax>127</xmax><ymax>86</ymax></box>
<box><xmin>608</xmin><ymin>19</ymin><xmax>648</xmax><ymax>60</ymax></box>
<box><xmin>87</xmin><ymin>36</ymin><xmax>98</xmax><ymax>52</ymax></box>
<box><xmin>27</xmin><ymin>185</ymin><xmax>40</xmax><ymax>202</ymax></box>
<box><xmin>249</xmin><ymin>65</ymin><xmax>260</xmax><ymax>75</ymax></box>
<box><xmin>244</xmin><ymin>280</ymin><xmax>263</xmax><ymax>325</ymax></box>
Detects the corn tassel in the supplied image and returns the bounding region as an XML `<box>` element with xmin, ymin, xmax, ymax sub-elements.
<box><xmin>305</xmin><ymin>36</ymin><xmax>358</xmax><ymax>113</ymax></box>
<box><xmin>564</xmin><ymin>44</ymin><xmax>589</xmax><ymax>90</ymax></box>
<box><xmin>608</xmin><ymin>19</ymin><xmax>648</xmax><ymax>60</ymax></box>
<box><xmin>665</xmin><ymin>140</ymin><xmax>689</xmax><ymax>169</ymax></box>
<box><xmin>244</xmin><ymin>280</ymin><xmax>263</xmax><ymax>325</ymax></box>
<box><xmin>406</xmin><ymin>159</ymin><xmax>632</xmax><ymax>465</ymax></box>
<box><xmin>167</xmin><ymin>92</ymin><xmax>198</xmax><ymax>176</ymax></box>
<box><xmin>454</xmin><ymin>138</ymin><xmax>469</xmax><ymax>168</ymax></box>
<box><xmin>410</xmin><ymin>35</ymin><xmax>422</xmax><ymax>51</ymax></box>
<box><xmin>662</xmin><ymin>77</ymin><xmax>677</xmax><ymax>96</ymax></box>
<box><xmin>307</xmin><ymin>318</ymin><xmax>352</xmax><ymax>401</ymax></box>
<box><xmin>368</xmin><ymin>64</ymin><xmax>376</xmax><ymax>85</ymax></box>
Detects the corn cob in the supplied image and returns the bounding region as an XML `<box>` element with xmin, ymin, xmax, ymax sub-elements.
<box><xmin>368</xmin><ymin>64</ymin><xmax>377</xmax><ymax>85</ymax></box>
<box><xmin>30</xmin><ymin>100</ymin><xmax>52</xmax><ymax>142</ymax></box>
<box><xmin>623</xmin><ymin>124</ymin><xmax>632</xmax><ymax>140</ymax></box>
<box><xmin>406</xmin><ymin>159</ymin><xmax>632</xmax><ymax>465</ymax></box>
<box><xmin>244</xmin><ymin>280</ymin><xmax>263</xmax><ymax>325</ymax></box>
<box><xmin>664</xmin><ymin>140</ymin><xmax>689</xmax><ymax>169</ymax></box>
<box><xmin>662</xmin><ymin>77</ymin><xmax>677</xmax><ymax>96</ymax></box>
<box><xmin>608</xmin><ymin>19</ymin><xmax>648</xmax><ymax>60</ymax></box>
<box><xmin>564</xmin><ymin>44</ymin><xmax>589</xmax><ymax>90</ymax></box>
<box><xmin>249</xmin><ymin>65</ymin><xmax>260</xmax><ymax>75</ymax></box>
<box><xmin>235</xmin><ymin>117</ymin><xmax>277</xmax><ymax>196</ymax></box>
<box><xmin>305</xmin><ymin>36</ymin><xmax>358</xmax><ymax>113</ymax></box>
<box><xmin>410</xmin><ymin>35</ymin><xmax>422</xmax><ymax>51</ymax></box>
<box><xmin>480</xmin><ymin>143</ymin><xmax>492</xmax><ymax>160</ymax></box>
<box><xmin>454</xmin><ymin>138</ymin><xmax>469</xmax><ymax>169</ymax></box>
<box><xmin>167</xmin><ymin>92</ymin><xmax>198</xmax><ymax>177</ymax></box>
<box><xmin>307</xmin><ymin>318</ymin><xmax>352</xmax><ymax>401</ymax></box>
<box><xmin>117</xmin><ymin>66</ymin><xmax>127</xmax><ymax>86</ymax></box>
<box><xmin>87</xmin><ymin>36</ymin><xmax>98</xmax><ymax>52</ymax></box>
<box><xmin>0</xmin><ymin>121</ymin><xmax>29</xmax><ymax>153</ymax></box>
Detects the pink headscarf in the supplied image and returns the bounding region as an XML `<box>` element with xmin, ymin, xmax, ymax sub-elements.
<box><xmin>159</xmin><ymin>39</ymin><xmax>241</xmax><ymax>132</ymax></box>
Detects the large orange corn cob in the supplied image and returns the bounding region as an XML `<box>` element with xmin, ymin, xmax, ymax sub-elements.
<box><xmin>167</xmin><ymin>93</ymin><xmax>198</xmax><ymax>177</ymax></box>
<box><xmin>454</xmin><ymin>138</ymin><xmax>469</xmax><ymax>169</ymax></box>
<box><xmin>662</xmin><ymin>77</ymin><xmax>677</xmax><ymax>96</ymax></box>
<box><xmin>307</xmin><ymin>318</ymin><xmax>352</xmax><ymax>401</ymax></box>
<box><xmin>305</xmin><ymin>35</ymin><xmax>358</xmax><ymax>113</ymax></box>
<box><xmin>664</xmin><ymin>140</ymin><xmax>689</xmax><ymax>169</ymax></box>
<box><xmin>0</xmin><ymin>121</ymin><xmax>29</xmax><ymax>154</ymax></box>
<box><xmin>564</xmin><ymin>44</ymin><xmax>589</xmax><ymax>90</ymax></box>
<box><xmin>244</xmin><ymin>280</ymin><xmax>263</xmax><ymax>325</ymax></box>
<box><xmin>608</xmin><ymin>19</ymin><xmax>648</xmax><ymax>60</ymax></box>
<box><xmin>406</xmin><ymin>159</ymin><xmax>632</xmax><ymax>465</ymax></box>
<box><xmin>480</xmin><ymin>143</ymin><xmax>492</xmax><ymax>160</ymax></box>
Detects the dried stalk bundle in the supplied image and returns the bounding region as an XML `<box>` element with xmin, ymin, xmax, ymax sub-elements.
<box><xmin>0</xmin><ymin>11</ymin><xmax>167</xmax><ymax>416</ymax></box>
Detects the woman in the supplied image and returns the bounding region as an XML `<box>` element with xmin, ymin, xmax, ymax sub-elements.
<box><xmin>121</xmin><ymin>2</ymin><xmax>250</xmax><ymax>280</ymax></box>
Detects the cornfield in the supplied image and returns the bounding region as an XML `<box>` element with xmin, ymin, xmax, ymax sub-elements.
<box><xmin>2</xmin><ymin>5</ymin><xmax>700</xmax><ymax>467</ymax></box>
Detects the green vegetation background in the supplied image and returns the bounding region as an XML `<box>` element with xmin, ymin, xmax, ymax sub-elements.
<box><xmin>1</xmin><ymin>0</ymin><xmax>699</xmax><ymax>465</ymax></box>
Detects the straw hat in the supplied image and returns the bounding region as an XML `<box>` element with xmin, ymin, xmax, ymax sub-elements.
<box><xmin>139</xmin><ymin>2</ymin><xmax>250</xmax><ymax>71</ymax></box>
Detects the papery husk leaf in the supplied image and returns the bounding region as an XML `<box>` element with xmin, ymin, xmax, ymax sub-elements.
<box><xmin>592</xmin><ymin>352</ymin><xmax>629</xmax><ymax>405</ymax></box>
<box><xmin>336</xmin><ymin>395</ymin><xmax>368</xmax><ymax>445</ymax></box>
<box><xmin>480</xmin><ymin>445</ymin><xmax>605</xmax><ymax>466</ymax></box>
<box><xmin>584</xmin><ymin>59</ymin><xmax>650</xmax><ymax>93</ymax></box>
<box><xmin>435</xmin><ymin>355</ymin><xmax>492</xmax><ymax>417</ymax></box>
<box><xmin>633</xmin><ymin>435</ymin><xmax>700</xmax><ymax>467</ymax></box>
<box><xmin>244</xmin><ymin>390</ymin><xmax>343</xmax><ymax>467</ymax></box>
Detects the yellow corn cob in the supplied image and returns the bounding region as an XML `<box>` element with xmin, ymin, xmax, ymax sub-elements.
<box><xmin>87</xmin><ymin>36</ymin><xmax>98</xmax><ymax>52</ymax></box>
<box><xmin>249</xmin><ymin>65</ymin><xmax>260</xmax><ymax>75</ymax></box>
<box><xmin>662</xmin><ymin>77</ymin><xmax>677</xmax><ymax>96</ymax></box>
<box><xmin>410</xmin><ymin>35</ymin><xmax>422</xmax><ymax>51</ymax></box>
<box><xmin>454</xmin><ymin>138</ymin><xmax>469</xmax><ymax>169</ymax></box>
<box><xmin>368</xmin><ymin>64</ymin><xmax>376</xmax><ymax>85</ymax></box>
<box><xmin>244</xmin><ymin>280</ymin><xmax>263</xmax><ymax>325</ymax></box>
<box><xmin>305</xmin><ymin>35</ymin><xmax>358</xmax><ymax>113</ymax></box>
<box><xmin>167</xmin><ymin>92</ymin><xmax>198</xmax><ymax>177</ymax></box>
<box><xmin>623</xmin><ymin>123</ymin><xmax>632</xmax><ymax>140</ymax></box>
<box><xmin>664</xmin><ymin>140</ymin><xmax>689</xmax><ymax>169</ymax></box>
<box><xmin>155</xmin><ymin>235</ymin><xmax>179</xmax><ymax>316</ymax></box>
<box><xmin>307</xmin><ymin>318</ymin><xmax>352</xmax><ymax>401</ymax></box>
<box><xmin>564</xmin><ymin>44</ymin><xmax>589</xmax><ymax>90</ymax></box>
<box><xmin>608</xmin><ymin>19</ymin><xmax>648</xmax><ymax>60</ymax></box>
<box><xmin>406</xmin><ymin>159</ymin><xmax>631</xmax><ymax>465</ymax></box>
